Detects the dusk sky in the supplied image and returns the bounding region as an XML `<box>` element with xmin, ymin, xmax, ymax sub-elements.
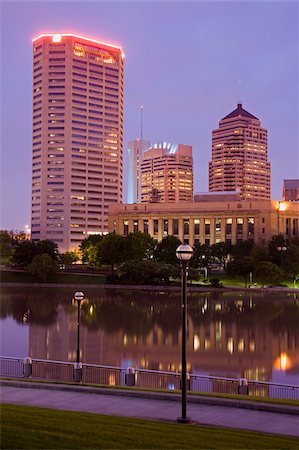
<box><xmin>1</xmin><ymin>0</ymin><xmax>298</xmax><ymax>231</ymax></box>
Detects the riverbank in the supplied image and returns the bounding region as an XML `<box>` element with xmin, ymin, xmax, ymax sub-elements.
<box><xmin>1</xmin><ymin>281</ymin><xmax>299</xmax><ymax>293</ymax></box>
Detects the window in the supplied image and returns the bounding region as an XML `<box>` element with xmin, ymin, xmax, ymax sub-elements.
<box><xmin>237</xmin><ymin>218</ymin><xmax>243</xmax><ymax>234</ymax></box>
<box><xmin>123</xmin><ymin>220</ymin><xmax>129</xmax><ymax>236</ymax></box>
<box><xmin>248</xmin><ymin>218</ymin><xmax>255</xmax><ymax>235</ymax></box>
<box><xmin>215</xmin><ymin>219</ymin><xmax>221</xmax><ymax>235</ymax></box>
<box><xmin>173</xmin><ymin>219</ymin><xmax>179</xmax><ymax>235</ymax></box>
<box><xmin>163</xmin><ymin>220</ymin><xmax>168</xmax><ymax>235</ymax></box>
<box><xmin>153</xmin><ymin>219</ymin><xmax>159</xmax><ymax>235</ymax></box>
<box><xmin>226</xmin><ymin>218</ymin><xmax>232</xmax><ymax>235</ymax></box>
<box><xmin>204</xmin><ymin>219</ymin><xmax>210</xmax><ymax>235</ymax></box>
<box><xmin>194</xmin><ymin>219</ymin><xmax>200</xmax><ymax>235</ymax></box>
<box><xmin>183</xmin><ymin>219</ymin><xmax>189</xmax><ymax>235</ymax></box>
<box><xmin>143</xmin><ymin>220</ymin><xmax>148</xmax><ymax>234</ymax></box>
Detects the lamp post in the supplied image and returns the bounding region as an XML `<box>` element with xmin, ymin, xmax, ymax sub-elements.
<box><xmin>176</xmin><ymin>243</ymin><xmax>193</xmax><ymax>423</ymax></box>
<box><xmin>277</xmin><ymin>246</ymin><xmax>287</xmax><ymax>267</ymax></box>
<box><xmin>73</xmin><ymin>291</ymin><xmax>84</xmax><ymax>381</ymax></box>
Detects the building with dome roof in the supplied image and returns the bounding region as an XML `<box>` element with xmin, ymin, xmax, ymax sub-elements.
<box><xmin>140</xmin><ymin>142</ymin><xmax>193</xmax><ymax>203</ymax></box>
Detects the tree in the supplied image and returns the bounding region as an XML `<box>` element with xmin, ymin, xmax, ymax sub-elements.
<box><xmin>232</xmin><ymin>240</ymin><xmax>255</xmax><ymax>259</ymax></box>
<box><xmin>125</xmin><ymin>232</ymin><xmax>155</xmax><ymax>261</ymax></box>
<box><xmin>12</xmin><ymin>241</ymin><xmax>38</xmax><ymax>266</ymax></box>
<box><xmin>210</xmin><ymin>242</ymin><xmax>232</xmax><ymax>269</ymax></box>
<box><xmin>226</xmin><ymin>256</ymin><xmax>255</xmax><ymax>287</ymax></box>
<box><xmin>281</xmin><ymin>244</ymin><xmax>299</xmax><ymax>282</ymax></box>
<box><xmin>153</xmin><ymin>235</ymin><xmax>181</xmax><ymax>265</ymax></box>
<box><xmin>60</xmin><ymin>251</ymin><xmax>80</xmax><ymax>266</ymax></box>
<box><xmin>253</xmin><ymin>261</ymin><xmax>283</xmax><ymax>286</ymax></box>
<box><xmin>80</xmin><ymin>234</ymin><xmax>103</xmax><ymax>266</ymax></box>
<box><xmin>12</xmin><ymin>239</ymin><xmax>59</xmax><ymax>267</ymax></box>
<box><xmin>26</xmin><ymin>253</ymin><xmax>59</xmax><ymax>282</ymax></box>
<box><xmin>36</xmin><ymin>240</ymin><xmax>59</xmax><ymax>261</ymax></box>
<box><xmin>97</xmin><ymin>233</ymin><xmax>127</xmax><ymax>274</ymax></box>
<box><xmin>119</xmin><ymin>260</ymin><xmax>178</xmax><ymax>285</ymax></box>
<box><xmin>191</xmin><ymin>243</ymin><xmax>212</xmax><ymax>276</ymax></box>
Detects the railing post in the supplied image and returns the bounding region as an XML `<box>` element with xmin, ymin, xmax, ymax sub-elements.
<box><xmin>23</xmin><ymin>357</ymin><xmax>32</xmax><ymax>378</ymax></box>
<box><xmin>238</xmin><ymin>377</ymin><xmax>249</xmax><ymax>395</ymax></box>
<box><xmin>125</xmin><ymin>367</ymin><xmax>136</xmax><ymax>386</ymax></box>
<box><xmin>73</xmin><ymin>362</ymin><xmax>82</xmax><ymax>382</ymax></box>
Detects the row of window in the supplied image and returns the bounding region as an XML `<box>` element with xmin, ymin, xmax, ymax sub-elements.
<box><xmin>121</xmin><ymin>218</ymin><xmax>257</xmax><ymax>237</ymax></box>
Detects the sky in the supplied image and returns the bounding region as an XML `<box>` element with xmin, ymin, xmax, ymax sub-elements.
<box><xmin>1</xmin><ymin>0</ymin><xmax>298</xmax><ymax>231</ymax></box>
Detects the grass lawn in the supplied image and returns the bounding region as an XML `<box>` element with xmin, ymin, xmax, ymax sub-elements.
<box><xmin>2</xmin><ymin>404</ymin><xmax>299</xmax><ymax>449</ymax></box>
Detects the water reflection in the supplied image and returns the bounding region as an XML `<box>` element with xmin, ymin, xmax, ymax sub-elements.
<box><xmin>1</xmin><ymin>287</ymin><xmax>299</xmax><ymax>383</ymax></box>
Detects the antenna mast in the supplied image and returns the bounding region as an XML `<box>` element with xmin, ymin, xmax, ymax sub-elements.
<box><xmin>140</xmin><ymin>105</ymin><xmax>143</xmax><ymax>141</ymax></box>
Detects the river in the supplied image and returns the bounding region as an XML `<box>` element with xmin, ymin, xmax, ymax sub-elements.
<box><xmin>1</xmin><ymin>286</ymin><xmax>299</xmax><ymax>385</ymax></box>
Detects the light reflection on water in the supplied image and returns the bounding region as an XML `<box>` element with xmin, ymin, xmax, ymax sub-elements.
<box><xmin>1</xmin><ymin>286</ymin><xmax>299</xmax><ymax>384</ymax></box>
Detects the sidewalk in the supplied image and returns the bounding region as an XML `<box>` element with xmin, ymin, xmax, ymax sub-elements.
<box><xmin>1</xmin><ymin>380</ymin><xmax>299</xmax><ymax>438</ymax></box>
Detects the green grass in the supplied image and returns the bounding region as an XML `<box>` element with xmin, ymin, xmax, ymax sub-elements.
<box><xmin>2</xmin><ymin>404</ymin><xmax>299</xmax><ymax>449</ymax></box>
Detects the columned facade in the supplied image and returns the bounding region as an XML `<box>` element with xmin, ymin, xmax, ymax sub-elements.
<box><xmin>109</xmin><ymin>200</ymin><xmax>299</xmax><ymax>245</ymax></box>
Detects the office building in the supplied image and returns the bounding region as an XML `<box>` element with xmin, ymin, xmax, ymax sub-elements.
<box><xmin>108</xmin><ymin>198</ymin><xmax>299</xmax><ymax>245</ymax></box>
<box><xmin>31</xmin><ymin>33</ymin><xmax>124</xmax><ymax>252</ymax></box>
<box><xmin>140</xmin><ymin>141</ymin><xmax>193</xmax><ymax>203</ymax></box>
<box><xmin>209</xmin><ymin>102</ymin><xmax>270</xmax><ymax>199</ymax></box>
<box><xmin>127</xmin><ymin>139</ymin><xmax>151</xmax><ymax>203</ymax></box>
<box><xmin>283</xmin><ymin>180</ymin><xmax>299</xmax><ymax>202</ymax></box>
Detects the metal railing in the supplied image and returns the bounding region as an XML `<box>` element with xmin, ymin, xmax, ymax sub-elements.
<box><xmin>1</xmin><ymin>356</ymin><xmax>298</xmax><ymax>401</ymax></box>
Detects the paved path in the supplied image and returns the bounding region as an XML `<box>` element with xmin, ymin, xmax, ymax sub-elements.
<box><xmin>1</xmin><ymin>382</ymin><xmax>299</xmax><ymax>438</ymax></box>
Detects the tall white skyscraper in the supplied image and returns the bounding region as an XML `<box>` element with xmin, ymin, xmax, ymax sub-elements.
<box><xmin>127</xmin><ymin>139</ymin><xmax>151</xmax><ymax>203</ymax></box>
<box><xmin>31</xmin><ymin>33</ymin><xmax>124</xmax><ymax>252</ymax></box>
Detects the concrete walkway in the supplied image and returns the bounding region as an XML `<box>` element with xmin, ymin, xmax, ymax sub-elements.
<box><xmin>1</xmin><ymin>380</ymin><xmax>299</xmax><ymax>438</ymax></box>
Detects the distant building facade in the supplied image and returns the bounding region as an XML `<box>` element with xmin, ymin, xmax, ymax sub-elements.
<box><xmin>109</xmin><ymin>198</ymin><xmax>299</xmax><ymax>245</ymax></box>
<box><xmin>140</xmin><ymin>142</ymin><xmax>193</xmax><ymax>203</ymax></box>
<box><xmin>127</xmin><ymin>139</ymin><xmax>151</xmax><ymax>203</ymax></box>
<box><xmin>31</xmin><ymin>33</ymin><xmax>124</xmax><ymax>252</ymax></box>
<box><xmin>283</xmin><ymin>180</ymin><xmax>299</xmax><ymax>202</ymax></box>
<box><xmin>209</xmin><ymin>102</ymin><xmax>271</xmax><ymax>200</ymax></box>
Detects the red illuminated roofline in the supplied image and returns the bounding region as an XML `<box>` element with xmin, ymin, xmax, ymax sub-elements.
<box><xmin>32</xmin><ymin>33</ymin><xmax>125</xmax><ymax>58</ymax></box>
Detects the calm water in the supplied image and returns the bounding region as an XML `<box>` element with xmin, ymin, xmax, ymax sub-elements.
<box><xmin>1</xmin><ymin>286</ymin><xmax>299</xmax><ymax>384</ymax></box>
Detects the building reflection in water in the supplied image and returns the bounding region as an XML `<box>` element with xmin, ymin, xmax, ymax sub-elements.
<box><xmin>15</xmin><ymin>289</ymin><xmax>297</xmax><ymax>383</ymax></box>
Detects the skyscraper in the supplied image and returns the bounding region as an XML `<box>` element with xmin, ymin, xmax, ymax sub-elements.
<box><xmin>209</xmin><ymin>102</ymin><xmax>270</xmax><ymax>199</ymax></box>
<box><xmin>140</xmin><ymin>142</ymin><xmax>193</xmax><ymax>203</ymax></box>
<box><xmin>31</xmin><ymin>33</ymin><xmax>124</xmax><ymax>252</ymax></box>
<box><xmin>127</xmin><ymin>139</ymin><xmax>151</xmax><ymax>203</ymax></box>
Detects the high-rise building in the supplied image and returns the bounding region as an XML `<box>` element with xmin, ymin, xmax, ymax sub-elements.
<box><xmin>31</xmin><ymin>33</ymin><xmax>124</xmax><ymax>252</ymax></box>
<box><xmin>209</xmin><ymin>102</ymin><xmax>270</xmax><ymax>199</ymax></box>
<box><xmin>283</xmin><ymin>180</ymin><xmax>299</xmax><ymax>202</ymax></box>
<box><xmin>140</xmin><ymin>142</ymin><xmax>193</xmax><ymax>203</ymax></box>
<box><xmin>127</xmin><ymin>139</ymin><xmax>151</xmax><ymax>203</ymax></box>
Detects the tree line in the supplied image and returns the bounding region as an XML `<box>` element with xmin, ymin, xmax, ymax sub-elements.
<box><xmin>1</xmin><ymin>229</ymin><xmax>299</xmax><ymax>285</ymax></box>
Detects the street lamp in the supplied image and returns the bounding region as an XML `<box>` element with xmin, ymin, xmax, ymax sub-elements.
<box><xmin>176</xmin><ymin>243</ymin><xmax>193</xmax><ymax>423</ymax></box>
<box><xmin>73</xmin><ymin>291</ymin><xmax>85</xmax><ymax>382</ymax></box>
<box><xmin>277</xmin><ymin>246</ymin><xmax>287</xmax><ymax>267</ymax></box>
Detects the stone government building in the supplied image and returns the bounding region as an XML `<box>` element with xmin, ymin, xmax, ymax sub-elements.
<box><xmin>108</xmin><ymin>196</ymin><xmax>299</xmax><ymax>245</ymax></box>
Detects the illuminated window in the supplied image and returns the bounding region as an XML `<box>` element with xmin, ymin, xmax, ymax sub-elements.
<box><xmin>123</xmin><ymin>220</ymin><xmax>129</xmax><ymax>236</ymax></box>
<box><xmin>227</xmin><ymin>338</ymin><xmax>234</xmax><ymax>354</ymax></box>
<box><xmin>194</xmin><ymin>219</ymin><xmax>200</xmax><ymax>235</ymax></box>
<box><xmin>204</xmin><ymin>219</ymin><xmax>210</xmax><ymax>235</ymax></box>
<box><xmin>237</xmin><ymin>218</ymin><xmax>243</xmax><ymax>234</ymax></box>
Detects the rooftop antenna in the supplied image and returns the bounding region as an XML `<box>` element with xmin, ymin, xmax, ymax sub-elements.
<box><xmin>140</xmin><ymin>105</ymin><xmax>143</xmax><ymax>141</ymax></box>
